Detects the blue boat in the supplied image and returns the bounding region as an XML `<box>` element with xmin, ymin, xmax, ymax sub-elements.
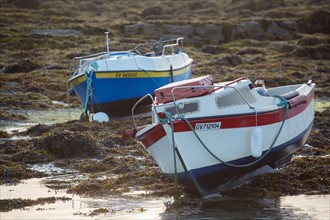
<box><xmin>68</xmin><ymin>36</ymin><xmax>193</xmax><ymax>118</ymax></box>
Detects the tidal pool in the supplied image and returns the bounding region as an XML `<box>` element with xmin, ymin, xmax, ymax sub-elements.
<box><xmin>0</xmin><ymin>177</ymin><xmax>169</xmax><ymax>220</ymax></box>
<box><xmin>1</xmin><ymin>108</ymin><xmax>82</xmax><ymax>133</ymax></box>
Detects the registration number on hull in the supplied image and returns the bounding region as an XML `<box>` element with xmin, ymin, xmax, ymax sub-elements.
<box><xmin>195</xmin><ymin>122</ymin><xmax>221</xmax><ymax>130</ymax></box>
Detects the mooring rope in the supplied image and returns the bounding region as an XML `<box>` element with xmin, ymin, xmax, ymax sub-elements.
<box><xmin>156</xmin><ymin>113</ymin><xmax>181</xmax><ymax>206</ymax></box>
<box><xmin>82</xmin><ymin>70</ymin><xmax>94</xmax><ymax>120</ymax></box>
<box><xmin>161</xmin><ymin>95</ymin><xmax>289</xmax><ymax>175</ymax></box>
<box><xmin>169</xmin><ymin>116</ymin><xmax>181</xmax><ymax>207</ymax></box>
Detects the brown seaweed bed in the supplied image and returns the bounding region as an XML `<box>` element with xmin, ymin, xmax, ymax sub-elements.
<box><xmin>0</xmin><ymin>109</ymin><xmax>329</xmax><ymax>213</ymax></box>
<box><xmin>0</xmin><ymin>0</ymin><xmax>329</xmax><ymax>216</ymax></box>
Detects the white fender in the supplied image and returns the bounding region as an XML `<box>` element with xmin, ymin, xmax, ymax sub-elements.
<box><xmin>93</xmin><ymin>112</ymin><xmax>109</xmax><ymax>122</ymax></box>
<box><xmin>251</xmin><ymin>127</ymin><xmax>263</xmax><ymax>158</ymax></box>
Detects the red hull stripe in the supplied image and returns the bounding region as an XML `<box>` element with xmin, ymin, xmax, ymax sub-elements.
<box><xmin>138</xmin><ymin>91</ymin><xmax>314</xmax><ymax>149</ymax></box>
<box><xmin>173</xmin><ymin>92</ymin><xmax>314</xmax><ymax>132</ymax></box>
<box><xmin>137</xmin><ymin>124</ymin><xmax>166</xmax><ymax>148</ymax></box>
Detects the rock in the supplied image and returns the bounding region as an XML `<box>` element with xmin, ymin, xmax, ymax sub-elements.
<box><xmin>83</xmin><ymin>26</ymin><xmax>108</xmax><ymax>35</ymax></box>
<box><xmin>247</xmin><ymin>55</ymin><xmax>267</xmax><ymax>64</ymax></box>
<box><xmin>201</xmin><ymin>45</ymin><xmax>227</xmax><ymax>54</ymax></box>
<box><xmin>229</xmin><ymin>0</ymin><xmax>258</xmax><ymax>12</ymax></box>
<box><xmin>124</xmin><ymin>22</ymin><xmax>195</xmax><ymax>43</ymax></box>
<box><xmin>125</xmin><ymin>19</ymin><xmax>297</xmax><ymax>45</ymax></box>
<box><xmin>77</xmin><ymin>1</ymin><xmax>101</xmax><ymax>12</ymax></box>
<box><xmin>297</xmin><ymin>34</ymin><xmax>330</xmax><ymax>46</ymax></box>
<box><xmin>35</xmin><ymin>129</ymin><xmax>105</xmax><ymax>159</ymax></box>
<box><xmin>187</xmin><ymin>1</ymin><xmax>204</xmax><ymax>10</ymax></box>
<box><xmin>236</xmin><ymin>47</ymin><xmax>265</xmax><ymax>55</ymax></box>
<box><xmin>231</xmin><ymin>18</ymin><xmax>296</xmax><ymax>41</ymax></box>
<box><xmin>291</xmin><ymin>71</ymin><xmax>305</xmax><ymax>79</ymax></box>
<box><xmin>124</xmin><ymin>22</ymin><xmax>160</xmax><ymax>38</ymax></box>
<box><xmin>292</xmin><ymin>44</ymin><xmax>330</xmax><ymax>60</ymax></box>
<box><xmin>216</xmin><ymin>54</ymin><xmax>242</xmax><ymax>67</ymax></box>
<box><xmin>4</xmin><ymin>59</ymin><xmax>40</xmax><ymax>73</ymax></box>
<box><xmin>231</xmin><ymin>21</ymin><xmax>264</xmax><ymax>40</ymax></box>
<box><xmin>0</xmin><ymin>131</ymin><xmax>10</xmax><ymax>139</ymax></box>
<box><xmin>10</xmin><ymin>0</ymin><xmax>40</xmax><ymax>9</ymax></box>
<box><xmin>25</xmin><ymin>124</ymin><xmax>51</xmax><ymax>137</ymax></box>
<box><xmin>298</xmin><ymin>10</ymin><xmax>330</xmax><ymax>34</ymax></box>
<box><xmin>196</xmin><ymin>24</ymin><xmax>224</xmax><ymax>44</ymax></box>
<box><xmin>141</xmin><ymin>6</ymin><xmax>173</xmax><ymax>19</ymax></box>
<box><xmin>265</xmin><ymin>20</ymin><xmax>293</xmax><ymax>40</ymax></box>
<box><xmin>162</xmin><ymin>24</ymin><xmax>194</xmax><ymax>39</ymax></box>
<box><xmin>268</xmin><ymin>41</ymin><xmax>296</xmax><ymax>52</ymax></box>
<box><xmin>315</xmin><ymin>66</ymin><xmax>330</xmax><ymax>74</ymax></box>
<box><xmin>32</xmin><ymin>29</ymin><xmax>83</xmax><ymax>36</ymax></box>
<box><xmin>229</xmin><ymin>0</ymin><xmax>285</xmax><ymax>12</ymax></box>
<box><xmin>278</xmin><ymin>20</ymin><xmax>298</xmax><ymax>32</ymax></box>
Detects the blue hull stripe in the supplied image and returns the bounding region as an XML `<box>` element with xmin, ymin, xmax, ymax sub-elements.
<box><xmin>71</xmin><ymin>68</ymin><xmax>192</xmax><ymax>105</ymax></box>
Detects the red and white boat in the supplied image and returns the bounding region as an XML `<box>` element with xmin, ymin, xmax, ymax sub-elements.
<box><xmin>129</xmin><ymin>75</ymin><xmax>316</xmax><ymax>196</ymax></box>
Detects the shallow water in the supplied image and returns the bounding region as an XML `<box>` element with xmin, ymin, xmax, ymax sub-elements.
<box><xmin>174</xmin><ymin>195</ymin><xmax>329</xmax><ymax>220</ymax></box>
<box><xmin>315</xmin><ymin>99</ymin><xmax>330</xmax><ymax>112</ymax></box>
<box><xmin>0</xmin><ymin>177</ymin><xmax>168</xmax><ymax>220</ymax></box>
<box><xmin>0</xmin><ymin>108</ymin><xmax>82</xmax><ymax>133</ymax></box>
<box><xmin>1</xmin><ymin>176</ymin><xmax>329</xmax><ymax>219</ymax></box>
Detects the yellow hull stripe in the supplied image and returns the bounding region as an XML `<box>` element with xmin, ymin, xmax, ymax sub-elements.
<box><xmin>69</xmin><ymin>65</ymin><xmax>192</xmax><ymax>88</ymax></box>
<box><xmin>96</xmin><ymin>66</ymin><xmax>189</xmax><ymax>79</ymax></box>
<box><xmin>69</xmin><ymin>76</ymin><xmax>86</xmax><ymax>88</ymax></box>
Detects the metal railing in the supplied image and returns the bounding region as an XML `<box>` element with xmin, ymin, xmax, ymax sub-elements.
<box><xmin>69</xmin><ymin>37</ymin><xmax>185</xmax><ymax>77</ymax></box>
<box><xmin>131</xmin><ymin>94</ymin><xmax>156</xmax><ymax>130</ymax></box>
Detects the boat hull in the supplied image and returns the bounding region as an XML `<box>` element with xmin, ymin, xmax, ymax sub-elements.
<box><xmin>136</xmin><ymin>85</ymin><xmax>315</xmax><ymax>195</ymax></box>
<box><xmin>68</xmin><ymin>64</ymin><xmax>192</xmax><ymax>117</ymax></box>
<box><xmin>174</xmin><ymin>121</ymin><xmax>313</xmax><ymax>195</ymax></box>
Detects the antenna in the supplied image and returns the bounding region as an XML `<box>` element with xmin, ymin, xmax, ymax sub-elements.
<box><xmin>105</xmin><ymin>32</ymin><xmax>109</xmax><ymax>53</ymax></box>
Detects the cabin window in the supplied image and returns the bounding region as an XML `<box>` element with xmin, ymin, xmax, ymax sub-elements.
<box><xmin>216</xmin><ymin>86</ymin><xmax>256</xmax><ymax>109</ymax></box>
<box><xmin>163</xmin><ymin>101</ymin><xmax>199</xmax><ymax>115</ymax></box>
